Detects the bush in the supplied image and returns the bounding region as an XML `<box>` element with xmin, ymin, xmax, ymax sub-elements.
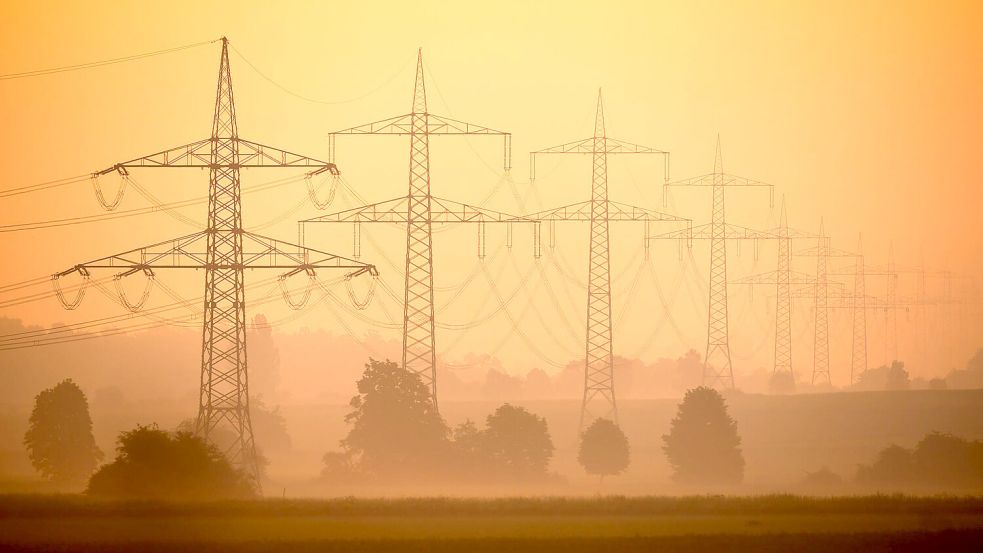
<box><xmin>87</xmin><ymin>425</ymin><xmax>254</xmax><ymax>500</ymax></box>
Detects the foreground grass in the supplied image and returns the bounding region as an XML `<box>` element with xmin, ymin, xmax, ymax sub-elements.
<box><xmin>0</xmin><ymin>495</ymin><xmax>981</xmax><ymax>552</ymax></box>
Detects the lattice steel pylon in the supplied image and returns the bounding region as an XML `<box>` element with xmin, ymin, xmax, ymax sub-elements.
<box><xmin>774</xmin><ymin>197</ymin><xmax>792</xmax><ymax>377</ymax></box>
<box><xmin>725</xmin><ymin>202</ymin><xmax>817</xmax><ymax>382</ymax></box>
<box><xmin>527</xmin><ymin>90</ymin><xmax>683</xmax><ymax>430</ymax></box>
<box><xmin>812</xmin><ymin>220</ymin><xmax>831</xmax><ymax>385</ymax></box>
<box><xmin>851</xmin><ymin>235</ymin><xmax>868</xmax><ymax>383</ymax></box>
<box><xmin>56</xmin><ymin>38</ymin><xmax>377</xmax><ymax>485</ymax></box>
<box><xmin>661</xmin><ymin>138</ymin><xmax>774</xmax><ymax>389</ymax></box>
<box><xmin>311</xmin><ymin>49</ymin><xmax>514</xmax><ymax>407</ymax></box>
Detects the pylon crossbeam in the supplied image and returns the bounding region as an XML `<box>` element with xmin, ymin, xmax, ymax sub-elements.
<box><xmin>96</xmin><ymin>139</ymin><xmax>339</xmax><ymax>174</ymax></box>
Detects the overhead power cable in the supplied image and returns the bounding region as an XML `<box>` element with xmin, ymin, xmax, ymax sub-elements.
<box><xmin>230</xmin><ymin>44</ymin><xmax>411</xmax><ymax>105</ymax></box>
<box><xmin>0</xmin><ymin>39</ymin><xmax>217</xmax><ymax>81</ymax></box>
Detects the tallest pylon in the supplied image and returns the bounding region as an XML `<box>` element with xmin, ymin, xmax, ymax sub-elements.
<box><xmin>580</xmin><ymin>90</ymin><xmax>616</xmax><ymax>427</ymax></box>
<box><xmin>402</xmin><ymin>49</ymin><xmax>437</xmax><ymax>403</ymax></box>
<box><xmin>195</xmin><ymin>37</ymin><xmax>255</xmax><ymax>477</ymax></box>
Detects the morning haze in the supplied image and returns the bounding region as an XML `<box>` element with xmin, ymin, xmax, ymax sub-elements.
<box><xmin>0</xmin><ymin>1</ymin><xmax>981</xmax><ymax>551</ymax></box>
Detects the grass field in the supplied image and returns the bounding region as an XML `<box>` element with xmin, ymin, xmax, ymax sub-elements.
<box><xmin>1</xmin><ymin>495</ymin><xmax>981</xmax><ymax>552</ymax></box>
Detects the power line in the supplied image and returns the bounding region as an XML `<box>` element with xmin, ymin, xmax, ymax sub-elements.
<box><xmin>0</xmin><ymin>175</ymin><xmax>91</xmax><ymax>198</ymax></box>
<box><xmin>0</xmin><ymin>39</ymin><xmax>218</xmax><ymax>81</ymax></box>
<box><xmin>229</xmin><ymin>44</ymin><xmax>411</xmax><ymax>105</ymax></box>
<box><xmin>0</xmin><ymin>172</ymin><xmax>309</xmax><ymax>232</ymax></box>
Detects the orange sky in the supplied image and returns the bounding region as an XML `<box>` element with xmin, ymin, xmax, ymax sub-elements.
<box><xmin>0</xmin><ymin>0</ymin><xmax>981</xmax><ymax>384</ymax></box>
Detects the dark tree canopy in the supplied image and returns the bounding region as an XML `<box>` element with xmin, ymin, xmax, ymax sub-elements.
<box><xmin>857</xmin><ymin>432</ymin><xmax>983</xmax><ymax>489</ymax></box>
<box><xmin>23</xmin><ymin>379</ymin><xmax>102</xmax><ymax>486</ymax></box>
<box><xmin>87</xmin><ymin>425</ymin><xmax>254</xmax><ymax>500</ymax></box>
<box><xmin>341</xmin><ymin>358</ymin><xmax>449</xmax><ymax>479</ymax></box>
<box><xmin>662</xmin><ymin>386</ymin><xmax>744</xmax><ymax>485</ymax></box>
<box><xmin>578</xmin><ymin>418</ymin><xmax>630</xmax><ymax>479</ymax></box>
<box><xmin>481</xmin><ymin>403</ymin><xmax>554</xmax><ymax>478</ymax></box>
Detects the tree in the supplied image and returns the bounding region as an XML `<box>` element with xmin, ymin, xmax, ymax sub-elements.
<box><xmin>578</xmin><ymin>418</ymin><xmax>630</xmax><ymax>480</ymax></box>
<box><xmin>853</xmin><ymin>361</ymin><xmax>910</xmax><ymax>391</ymax></box>
<box><xmin>481</xmin><ymin>403</ymin><xmax>554</xmax><ymax>479</ymax></box>
<box><xmin>23</xmin><ymin>379</ymin><xmax>102</xmax><ymax>486</ymax></box>
<box><xmin>340</xmin><ymin>359</ymin><xmax>449</xmax><ymax>479</ymax></box>
<box><xmin>856</xmin><ymin>444</ymin><xmax>915</xmax><ymax>486</ymax></box>
<box><xmin>662</xmin><ymin>387</ymin><xmax>744</xmax><ymax>485</ymax></box>
<box><xmin>87</xmin><ymin>424</ymin><xmax>254</xmax><ymax>499</ymax></box>
<box><xmin>912</xmin><ymin>432</ymin><xmax>980</xmax><ymax>487</ymax></box>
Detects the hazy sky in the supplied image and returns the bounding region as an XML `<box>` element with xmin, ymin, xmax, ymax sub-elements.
<box><xmin>0</xmin><ymin>0</ymin><xmax>980</xmax><ymax>383</ymax></box>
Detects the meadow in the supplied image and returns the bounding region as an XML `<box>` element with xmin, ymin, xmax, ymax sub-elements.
<box><xmin>1</xmin><ymin>495</ymin><xmax>981</xmax><ymax>552</ymax></box>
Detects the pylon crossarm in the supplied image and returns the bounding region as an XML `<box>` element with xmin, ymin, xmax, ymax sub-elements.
<box><xmin>302</xmin><ymin>195</ymin><xmax>534</xmax><ymax>224</ymax></box>
<box><xmin>56</xmin><ymin>231</ymin><xmax>374</xmax><ymax>275</ymax></box>
<box><xmin>236</xmin><ymin>139</ymin><xmax>339</xmax><ymax>172</ymax></box>
<box><xmin>526</xmin><ymin>200</ymin><xmax>686</xmax><ymax>223</ymax></box>
<box><xmin>93</xmin><ymin>138</ymin><xmax>338</xmax><ymax>174</ymax></box>
<box><xmin>648</xmin><ymin>222</ymin><xmax>780</xmax><ymax>241</ymax></box>
<box><xmin>531</xmin><ymin>136</ymin><xmax>667</xmax><ymax>155</ymax></box>
<box><xmin>665</xmin><ymin>172</ymin><xmax>772</xmax><ymax>188</ymax></box>
<box><xmin>530</xmin><ymin>137</ymin><xmax>669</xmax><ymax>181</ymax></box>
<box><xmin>430</xmin><ymin>196</ymin><xmax>533</xmax><ymax>223</ymax></box>
<box><xmin>794</xmin><ymin>245</ymin><xmax>858</xmax><ymax>257</ymax></box>
<box><xmin>55</xmin><ymin>231</ymin><xmax>210</xmax><ymax>275</ymax></box>
<box><xmin>241</xmin><ymin>232</ymin><xmax>377</xmax><ymax>275</ymax></box>
<box><xmin>732</xmin><ymin>270</ymin><xmax>819</xmax><ymax>285</ymax></box>
<box><xmin>303</xmin><ymin>196</ymin><xmax>410</xmax><ymax>223</ymax></box>
<box><xmin>331</xmin><ymin>112</ymin><xmax>508</xmax><ymax>136</ymax></box>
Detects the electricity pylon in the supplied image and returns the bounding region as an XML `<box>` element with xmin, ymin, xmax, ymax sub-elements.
<box><xmin>54</xmin><ymin>38</ymin><xmax>377</xmax><ymax>483</ymax></box>
<box><xmin>728</xmin><ymin>198</ymin><xmax>817</xmax><ymax>381</ymax></box>
<box><xmin>654</xmin><ymin>138</ymin><xmax>773</xmax><ymax>389</ymax></box>
<box><xmin>305</xmin><ymin>49</ymin><xmax>517</xmax><ymax>408</ymax></box>
<box><xmin>813</xmin><ymin>220</ymin><xmax>831</xmax><ymax>384</ymax></box>
<box><xmin>526</xmin><ymin>90</ymin><xmax>685</xmax><ymax>430</ymax></box>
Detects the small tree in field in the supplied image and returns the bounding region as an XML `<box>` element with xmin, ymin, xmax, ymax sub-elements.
<box><xmin>23</xmin><ymin>379</ymin><xmax>102</xmax><ymax>486</ymax></box>
<box><xmin>481</xmin><ymin>403</ymin><xmax>554</xmax><ymax>479</ymax></box>
<box><xmin>578</xmin><ymin>418</ymin><xmax>630</xmax><ymax>481</ymax></box>
<box><xmin>341</xmin><ymin>359</ymin><xmax>449</xmax><ymax>479</ymax></box>
<box><xmin>662</xmin><ymin>386</ymin><xmax>744</xmax><ymax>485</ymax></box>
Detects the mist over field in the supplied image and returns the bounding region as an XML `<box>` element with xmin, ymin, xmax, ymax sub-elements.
<box><xmin>2</xmin><ymin>0</ymin><xmax>983</xmax><ymax>551</ymax></box>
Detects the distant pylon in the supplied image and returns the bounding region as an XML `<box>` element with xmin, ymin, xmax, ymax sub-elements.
<box><xmin>314</xmin><ymin>49</ymin><xmax>513</xmax><ymax>408</ymax></box>
<box><xmin>915</xmin><ymin>255</ymin><xmax>926</xmax><ymax>371</ymax></box>
<box><xmin>812</xmin><ymin>219</ymin><xmax>831</xmax><ymax>385</ymax></box>
<box><xmin>774</xmin><ymin>196</ymin><xmax>792</xmax><ymax>378</ymax></box>
<box><xmin>403</xmin><ymin>49</ymin><xmax>437</xmax><ymax>397</ymax></box>
<box><xmin>851</xmin><ymin>235</ymin><xmax>867</xmax><ymax>383</ymax></box>
<box><xmin>527</xmin><ymin>91</ymin><xmax>678</xmax><ymax>430</ymax></box>
<box><xmin>583</xmin><ymin>89</ymin><xmax>616</xmax><ymax>426</ymax></box>
<box><xmin>705</xmin><ymin>136</ymin><xmax>734</xmax><ymax>389</ymax></box>
<box><xmin>886</xmin><ymin>243</ymin><xmax>898</xmax><ymax>362</ymax></box>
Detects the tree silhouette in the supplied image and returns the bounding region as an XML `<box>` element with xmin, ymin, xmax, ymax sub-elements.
<box><xmin>662</xmin><ymin>387</ymin><xmax>744</xmax><ymax>485</ymax></box>
<box><xmin>481</xmin><ymin>403</ymin><xmax>554</xmax><ymax>479</ymax></box>
<box><xmin>578</xmin><ymin>418</ymin><xmax>630</xmax><ymax>481</ymax></box>
<box><xmin>23</xmin><ymin>379</ymin><xmax>102</xmax><ymax>486</ymax></box>
<box><xmin>340</xmin><ymin>358</ymin><xmax>449</xmax><ymax>479</ymax></box>
<box><xmin>87</xmin><ymin>424</ymin><xmax>254</xmax><ymax>499</ymax></box>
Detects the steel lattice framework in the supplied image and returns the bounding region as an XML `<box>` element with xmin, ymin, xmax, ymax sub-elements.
<box><xmin>528</xmin><ymin>91</ymin><xmax>684</xmax><ymax>430</ymax></box>
<box><xmin>813</xmin><ymin>222</ymin><xmax>831</xmax><ymax>384</ymax></box>
<box><xmin>726</xmin><ymin>199</ymin><xmax>818</xmax><ymax>383</ymax></box>
<box><xmin>56</xmin><ymin>38</ymin><xmax>377</xmax><ymax>484</ymax></box>
<box><xmin>304</xmin><ymin>50</ymin><xmax>517</xmax><ymax>407</ymax></box>
<box><xmin>659</xmin><ymin>138</ymin><xmax>774</xmax><ymax>389</ymax></box>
